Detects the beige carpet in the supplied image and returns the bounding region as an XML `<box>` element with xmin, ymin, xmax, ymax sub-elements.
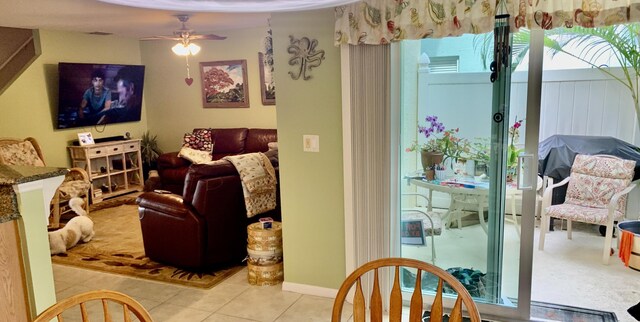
<box><xmin>51</xmin><ymin>203</ymin><xmax>243</xmax><ymax>289</ymax></box>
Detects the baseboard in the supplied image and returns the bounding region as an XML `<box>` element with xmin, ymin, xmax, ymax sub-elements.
<box><xmin>281</xmin><ymin>281</ymin><xmax>338</xmax><ymax>299</ymax></box>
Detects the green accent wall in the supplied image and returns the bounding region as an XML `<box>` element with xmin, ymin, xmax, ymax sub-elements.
<box><xmin>139</xmin><ymin>26</ymin><xmax>277</xmax><ymax>152</ymax></box>
<box><xmin>1</xmin><ymin>17</ymin><xmax>346</xmax><ymax>291</ymax></box>
<box><xmin>271</xmin><ymin>10</ymin><xmax>346</xmax><ymax>288</ymax></box>
<box><xmin>0</xmin><ymin>30</ymin><xmax>147</xmax><ymax>167</ymax></box>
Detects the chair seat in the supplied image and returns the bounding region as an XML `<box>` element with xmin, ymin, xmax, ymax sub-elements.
<box><xmin>546</xmin><ymin>203</ymin><xmax>625</xmax><ymax>225</ymax></box>
<box><xmin>58</xmin><ymin>180</ymin><xmax>91</xmax><ymax>198</ymax></box>
<box><xmin>401</xmin><ymin>211</ymin><xmax>442</xmax><ymax>236</ymax></box>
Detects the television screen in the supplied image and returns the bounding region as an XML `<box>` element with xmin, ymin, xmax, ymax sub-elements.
<box><xmin>57</xmin><ymin>62</ymin><xmax>145</xmax><ymax>129</ymax></box>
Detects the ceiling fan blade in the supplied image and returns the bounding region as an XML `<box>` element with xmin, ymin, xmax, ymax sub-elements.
<box><xmin>189</xmin><ymin>34</ymin><xmax>227</xmax><ymax>41</ymax></box>
<box><xmin>140</xmin><ymin>35</ymin><xmax>181</xmax><ymax>41</ymax></box>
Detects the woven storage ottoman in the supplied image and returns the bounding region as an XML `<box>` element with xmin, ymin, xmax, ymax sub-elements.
<box><xmin>247</xmin><ymin>222</ymin><xmax>284</xmax><ymax>285</ymax></box>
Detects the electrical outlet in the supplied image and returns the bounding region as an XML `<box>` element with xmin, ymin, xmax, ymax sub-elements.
<box><xmin>303</xmin><ymin>135</ymin><xmax>319</xmax><ymax>152</ymax></box>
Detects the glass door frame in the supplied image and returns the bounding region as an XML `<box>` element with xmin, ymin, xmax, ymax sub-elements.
<box><xmin>390</xmin><ymin>29</ymin><xmax>544</xmax><ymax>321</ymax></box>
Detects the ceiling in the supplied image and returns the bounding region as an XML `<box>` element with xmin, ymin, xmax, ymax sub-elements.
<box><xmin>0</xmin><ymin>0</ymin><xmax>274</xmax><ymax>39</ymax></box>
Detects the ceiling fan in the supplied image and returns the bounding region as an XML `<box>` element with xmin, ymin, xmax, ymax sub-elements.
<box><xmin>143</xmin><ymin>15</ymin><xmax>227</xmax><ymax>85</ymax></box>
<box><xmin>142</xmin><ymin>14</ymin><xmax>226</xmax><ymax>45</ymax></box>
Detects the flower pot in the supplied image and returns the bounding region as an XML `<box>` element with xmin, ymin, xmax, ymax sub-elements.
<box><xmin>420</xmin><ymin>151</ymin><xmax>444</xmax><ymax>173</ymax></box>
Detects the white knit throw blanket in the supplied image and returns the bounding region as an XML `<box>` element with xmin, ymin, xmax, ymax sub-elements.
<box><xmin>223</xmin><ymin>153</ymin><xmax>277</xmax><ymax>217</ymax></box>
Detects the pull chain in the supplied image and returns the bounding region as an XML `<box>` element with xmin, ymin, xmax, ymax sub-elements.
<box><xmin>184</xmin><ymin>55</ymin><xmax>194</xmax><ymax>86</ymax></box>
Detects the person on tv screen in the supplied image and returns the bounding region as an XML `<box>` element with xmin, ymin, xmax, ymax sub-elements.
<box><xmin>97</xmin><ymin>67</ymin><xmax>142</xmax><ymax>125</ymax></box>
<box><xmin>78</xmin><ymin>69</ymin><xmax>112</xmax><ymax>124</ymax></box>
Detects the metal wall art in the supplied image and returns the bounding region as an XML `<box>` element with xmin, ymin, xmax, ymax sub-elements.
<box><xmin>287</xmin><ymin>35</ymin><xmax>325</xmax><ymax>80</ymax></box>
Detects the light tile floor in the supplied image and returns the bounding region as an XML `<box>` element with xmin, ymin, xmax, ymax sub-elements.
<box><xmin>53</xmin><ymin>218</ymin><xmax>639</xmax><ymax>322</ymax></box>
<box><xmin>53</xmin><ymin>264</ymin><xmax>344</xmax><ymax>322</ymax></box>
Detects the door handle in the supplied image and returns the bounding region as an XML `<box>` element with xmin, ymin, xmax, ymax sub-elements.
<box><xmin>517</xmin><ymin>153</ymin><xmax>535</xmax><ymax>190</ymax></box>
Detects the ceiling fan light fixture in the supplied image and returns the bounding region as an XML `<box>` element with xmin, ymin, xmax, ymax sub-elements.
<box><xmin>188</xmin><ymin>43</ymin><xmax>201</xmax><ymax>55</ymax></box>
<box><xmin>172</xmin><ymin>42</ymin><xmax>201</xmax><ymax>56</ymax></box>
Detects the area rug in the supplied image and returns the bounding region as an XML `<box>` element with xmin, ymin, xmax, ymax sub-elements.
<box><xmin>51</xmin><ymin>204</ymin><xmax>244</xmax><ymax>289</ymax></box>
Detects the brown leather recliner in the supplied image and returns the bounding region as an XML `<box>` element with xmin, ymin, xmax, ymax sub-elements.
<box><xmin>157</xmin><ymin>128</ymin><xmax>277</xmax><ymax>195</ymax></box>
<box><xmin>136</xmin><ymin>160</ymin><xmax>281</xmax><ymax>270</ymax></box>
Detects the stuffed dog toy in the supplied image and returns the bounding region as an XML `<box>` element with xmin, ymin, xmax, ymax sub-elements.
<box><xmin>48</xmin><ymin>197</ymin><xmax>94</xmax><ymax>255</ymax></box>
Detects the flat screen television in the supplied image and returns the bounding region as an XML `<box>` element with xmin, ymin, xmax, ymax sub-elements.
<box><xmin>57</xmin><ymin>62</ymin><xmax>145</xmax><ymax>129</ymax></box>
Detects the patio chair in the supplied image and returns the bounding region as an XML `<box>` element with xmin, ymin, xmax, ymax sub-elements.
<box><xmin>538</xmin><ymin>154</ymin><xmax>636</xmax><ymax>264</ymax></box>
<box><xmin>331</xmin><ymin>257</ymin><xmax>481</xmax><ymax>321</ymax></box>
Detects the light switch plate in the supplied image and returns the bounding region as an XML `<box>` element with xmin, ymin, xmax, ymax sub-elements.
<box><xmin>303</xmin><ymin>135</ymin><xmax>319</xmax><ymax>152</ymax></box>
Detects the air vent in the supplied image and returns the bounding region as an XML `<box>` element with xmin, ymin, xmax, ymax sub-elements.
<box><xmin>87</xmin><ymin>31</ymin><xmax>112</xmax><ymax>36</ymax></box>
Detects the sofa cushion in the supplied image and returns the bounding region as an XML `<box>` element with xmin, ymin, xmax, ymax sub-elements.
<box><xmin>0</xmin><ymin>141</ymin><xmax>45</xmax><ymax>166</ymax></box>
<box><xmin>211</xmin><ymin>128</ymin><xmax>248</xmax><ymax>157</ymax></box>
<box><xmin>246</xmin><ymin>129</ymin><xmax>278</xmax><ymax>153</ymax></box>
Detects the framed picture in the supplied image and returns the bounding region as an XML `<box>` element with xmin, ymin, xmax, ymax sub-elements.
<box><xmin>77</xmin><ymin>132</ymin><xmax>95</xmax><ymax>146</ymax></box>
<box><xmin>199</xmin><ymin>60</ymin><xmax>249</xmax><ymax>108</ymax></box>
<box><xmin>401</xmin><ymin>220</ymin><xmax>425</xmax><ymax>245</ymax></box>
<box><xmin>259</xmin><ymin>52</ymin><xmax>276</xmax><ymax>105</ymax></box>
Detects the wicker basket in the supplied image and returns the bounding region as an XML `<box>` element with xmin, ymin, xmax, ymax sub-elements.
<box><xmin>247</xmin><ymin>262</ymin><xmax>284</xmax><ymax>286</ymax></box>
<box><xmin>247</xmin><ymin>222</ymin><xmax>282</xmax><ymax>251</ymax></box>
<box><xmin>247</xmin><ymin>248</ymin><xmax>283</xmax><ymax>266</ymax></box>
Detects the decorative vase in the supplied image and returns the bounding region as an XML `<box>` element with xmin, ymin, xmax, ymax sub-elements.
<box><xmin>420</xmin><ymin>150</ymin><xmax>444</xmax><ymax>174</ymax></box>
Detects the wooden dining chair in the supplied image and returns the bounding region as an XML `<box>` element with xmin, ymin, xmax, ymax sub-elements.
<box><xmin>332</xmin><ymin>257</ymin><xmax>481</xmax><ymax>322</ymax></box>
<box><xmin>33</xmin><ymin>289</ymin><xmax>153</xmax><ymax>322</ymax></box>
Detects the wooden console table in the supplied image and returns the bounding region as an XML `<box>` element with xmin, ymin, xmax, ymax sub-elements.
<box><xmin>68</xmin><ymin>139</ymin><xmax>143</xmax><ymax>204</ymax></box>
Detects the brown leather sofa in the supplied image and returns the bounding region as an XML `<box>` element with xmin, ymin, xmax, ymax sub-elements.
<box><xmin>157</xmin><ymin>128</ymin><xmax>277</xmax><ymax>194</ymax></box>
<box><xmin>137</xmin><ymin>160</ymin><xmax>281</xmax><ymax>270</ymax></box>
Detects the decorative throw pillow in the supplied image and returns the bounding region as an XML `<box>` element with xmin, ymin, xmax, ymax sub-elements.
<box><xmin>267</xmin><ymin>142</ymin><xmax>278</xmax><ymax>151</ymax></box>
<box><xmin>0</xmin><ymin>141</ymin><xmax>45</xmax><ymax>166</ymax></box>
<box><xmin>178</xmin><ymin>146</ymin><xmax>213</xmax><ymax>164</ymax></box>
<box><xmin>182</xmin><ymin>128</ymin><xmax>213</xmax><ymax>152</ymax></box>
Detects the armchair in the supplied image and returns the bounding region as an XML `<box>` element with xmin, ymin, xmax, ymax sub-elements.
<box><xmin>0</xmin><ymin>137</ymin><xmax>90</xmax><ymax>228</ymax></box>
<box><xmin>538</xmin><ymin>154</ymin><xmax>636</xmax><ymax>264</ymax></box>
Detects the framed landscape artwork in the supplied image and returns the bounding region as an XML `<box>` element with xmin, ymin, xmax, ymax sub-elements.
<box><xmin>199</xmin><ymin>60</ymin><xmax>249</xmax><ymax>108</ymax></box>
<box><xmin>259</xmin><ymin>52</ymin><xmax>276</xmax><ymax>105</ymax></box>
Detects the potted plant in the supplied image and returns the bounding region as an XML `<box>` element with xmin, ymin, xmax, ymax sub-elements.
<box><xmin>407</xmin><ymin>115</ymin><xmax>470</xmax><ymax>179</ymax></box>
<box><xmin>140</xmin><ymin>131</ymin><xmax>162</xmax><ymax>180</ymax></box>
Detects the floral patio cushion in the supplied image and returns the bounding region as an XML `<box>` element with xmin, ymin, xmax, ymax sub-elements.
<box><xmin>546</xmin><ymin>203</ymin><xmax>626</xmax><ymax>225</ymax></box>
<box><xmin>565</xmin><ymin>154</ymin><xmax>635</xmax><ymax>214</ymax></box>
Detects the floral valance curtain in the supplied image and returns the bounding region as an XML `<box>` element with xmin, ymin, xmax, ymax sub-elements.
<box><xmin>335</xmin><ymin>0</ymin><xmax>640</xmax><ymax>45</ymax></box>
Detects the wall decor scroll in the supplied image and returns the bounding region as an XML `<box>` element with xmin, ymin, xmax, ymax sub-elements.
<box><xmin>287</xmin><ymin>35</ymin><xmax>325</xmax><ymax>80</ymax></box>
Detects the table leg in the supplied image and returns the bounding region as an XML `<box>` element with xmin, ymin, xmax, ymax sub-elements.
<box><xmin>477</xmin><ymin>202</ymin><xmax>488</xmax><ymax>234</ymax></box>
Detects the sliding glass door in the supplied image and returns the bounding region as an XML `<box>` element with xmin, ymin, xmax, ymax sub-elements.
<box><xmin>397</xmin><ymin>28</ymin><xmax>539</xmax><ymax>319</ymax></box>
